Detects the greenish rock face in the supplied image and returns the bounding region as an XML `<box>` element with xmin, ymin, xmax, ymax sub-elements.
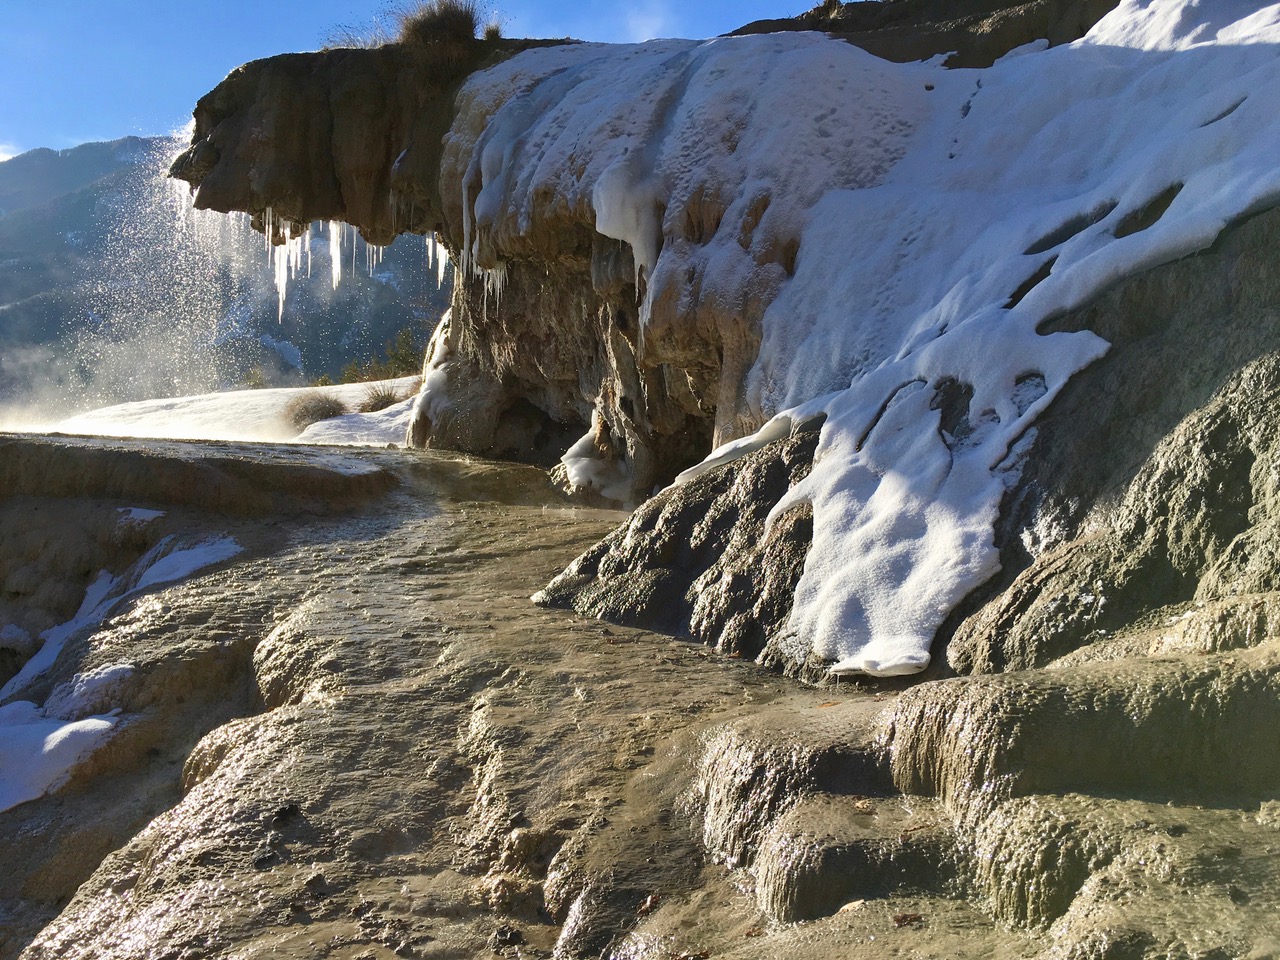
<box><xmin>949</xmin><ymin>203</ymin><xmax>1280</xmax><ymax>675</ymax></box>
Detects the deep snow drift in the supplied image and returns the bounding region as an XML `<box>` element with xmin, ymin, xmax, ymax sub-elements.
<box><xmin>446</xmin><ymin>0</ymin><xmax>1280</xmax><ymax>675</ymax></box>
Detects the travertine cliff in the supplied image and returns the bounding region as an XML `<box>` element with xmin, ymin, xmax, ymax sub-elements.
<box><xmin>169</xmin><ymin>0</ymin><xmax>1280</xmax><ymax>684</ymax></box>
<box><xmin>171</xmin><ymin>0</ymin><xmax>1122</xmax><ymax>503</ymax></box>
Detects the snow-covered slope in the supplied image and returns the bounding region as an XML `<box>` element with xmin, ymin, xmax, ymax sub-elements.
<box><xmin>452</xmin><ymin>0</ymin><xmax>1280</xmax><ymax>674</ymax></box>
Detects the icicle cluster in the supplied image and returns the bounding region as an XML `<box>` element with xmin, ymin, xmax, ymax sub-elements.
<box><xmin>265</xmin><ymin>207</ymin><xmax>313</xmax><ymax>323</ymax></box>
<box><xmin>424</xmin><ymin>233</ymin><xmax>452</xmax><ymax>290</ymax></box>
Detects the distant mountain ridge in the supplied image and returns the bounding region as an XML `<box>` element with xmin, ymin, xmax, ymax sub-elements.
<box><xmin>0</xmin><ymin>136</ymin><xmax>154</xmax><ymax>217</ymax></box>
<box><xmin>0</xmin><ymin>136</ymin><xmax>448</xmax><ymax>419</ymax></box>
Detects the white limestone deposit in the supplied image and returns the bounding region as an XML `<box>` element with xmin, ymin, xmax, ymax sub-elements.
<box><xmin>449</xmin><ymin>0</ymin><xmax>1280</xmax><ymax>675</ymax></box>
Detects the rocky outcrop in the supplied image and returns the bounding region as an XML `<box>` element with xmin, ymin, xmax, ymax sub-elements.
<box><xmin>948</xmin><ymin>202</ymin><xmax>1280</xmax><ymax>674</ymax></box>
<box><xmin>0</xmin><ymin>435</ymin><xmax>398</xmax><ymax>688</ymax></box>
<box><xmin>548</xmin><ymin>200</ymin><xmax>1280</xmax><ymax>682</ymax></box>
<box><xmin>534</xmin><ymin>419</ymin><xmax>821</xmax><ymax>664</ymax></box>
<box><xmin>170</xmin><ymin>34</ymin><xmax>722</xmax><ymax>495</ymax></box>
<box><xmin>171</xmin><ymin>45</ymin><xmax>467</xmax><ymax>245</ymax></box>
<box><xmin>738</xmin><ymin>0</ymin><xmax>1120</xmax><ymax>67</ymax></box>
<box><xmin>173</xmin><ymin>0</ymin><xmax>1280</xmax><ymax>681</ymax></box>
<box><xmin>8</xmin><ymin>437</ymin><xmax>1280</xmax><ymax>960</ymax></box>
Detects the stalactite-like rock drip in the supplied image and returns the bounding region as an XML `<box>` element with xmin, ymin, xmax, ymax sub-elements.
<box><xmin>169</xmin><ymin>43</ymin><xmax>485</xmax><ymax>245</ymax></box>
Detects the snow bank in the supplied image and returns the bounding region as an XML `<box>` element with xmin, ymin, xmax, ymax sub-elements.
<box><xmin>296</xmin><ymin>396</ymin><xmax>416</xmax><ymax>445</ymax></box>
<box><xmin>54</xmin><ymin>376</ymin><xmax>419</xmax><ymax>446</ymax></box>
<box><xmin>449</xmin><ymin>33</ymin><xmax>926</xmax><ymax>330</ymax></box>
<box><xmin>456</xmin><ymin>1</ymin><xmax>1280</xmax><ymax>674</ymax></box>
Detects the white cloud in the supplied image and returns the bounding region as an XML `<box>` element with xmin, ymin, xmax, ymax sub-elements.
<box><xmin>0</xmin><ymin>142</ymin><xmax>20</xmax><ymax>162</ymax></box>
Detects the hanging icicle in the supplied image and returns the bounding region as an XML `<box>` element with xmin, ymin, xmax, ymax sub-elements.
<box><xmin>329</xmin><ymin>220</ymin><xmax>343</xmax><ymax>290</ymax></box>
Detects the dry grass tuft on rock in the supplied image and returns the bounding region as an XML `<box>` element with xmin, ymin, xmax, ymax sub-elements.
<box><xmin>284</xmin><ymin>391</ymin><xmax>351</xmax><ymax>433</ymax></box>
<box><xmin>808</xmin><ymin>0</ymin><xmax>845</xmax><ymax>21</ymax></box>
<box><xmin>358</xmin><ymin>381</ymin><xmax>417</xmax><ymax>414</ymax></box>
<box><xmin>326</xmin><ymin>0</ymin><xmax>498</xmax><ymax>53</ymax></box>
<box><xmin>398</xmin><ymin>0</ymin><xmax>482</xmax><ymax>58</ymax></box>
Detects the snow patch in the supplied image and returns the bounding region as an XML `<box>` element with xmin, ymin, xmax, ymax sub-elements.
<box><xmin>0</xmin><ymin>701</ymin><xmax>120</xmax><ymax>813</ymax></box>
<box><xmin>44</xmin><ymin>664</ymin><xmax>135</xmax><ymax>722</ymax></box>
<box><xmin>135</xmin><ymin>537</ymin><xmax>242</xmax><ymax>591</ymax></box>
<box><xmin>0</xmin><ymin>534</ymin><xmax>245</xmax><ymax>811</ymax></box>
<box><xmin>299</xmin><ymin>396</ymin><xmax>416</xmax><ymax>446</ymax></box>
<box><xmin>116</xmin><ymin>507</ymin><xmax>165</xmax><ymax>526</ymax></box>
<box><xmin>0</xmin><ymin>536</ymin><xmax>242</xmax><ymax>702</ymax></box>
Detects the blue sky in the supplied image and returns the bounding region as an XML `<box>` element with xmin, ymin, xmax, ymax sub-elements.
<box><xmin>0</xmin><ymin>0</ymin><xmax>801</xmax><ymax>159</ymax></box>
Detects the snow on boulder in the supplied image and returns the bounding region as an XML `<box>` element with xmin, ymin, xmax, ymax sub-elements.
<box><xmin>453</xmin><ymin>1</ymin><xmax>1280</xmax><ymax>674</ymax></box>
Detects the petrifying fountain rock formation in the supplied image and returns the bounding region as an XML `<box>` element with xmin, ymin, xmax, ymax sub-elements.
<box><xmin>8</xmin><ymin>6</ymin><xmax>1280</xmax><ymax>958</ymax></box>
<box><xmin>170</xmin><ymin>0</ymin><xmax>1280</xmax><ymax>682</ymax></box>
<box><xmin>171</xmin><ymin>0</ymin><xmax>1125</xmax><ymax>508</ymax></box>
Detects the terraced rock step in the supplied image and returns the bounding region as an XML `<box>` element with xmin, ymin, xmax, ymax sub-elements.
<box><xmin>754</xmin><ymin>793</ymin><xmax>955</xmax><ymax>923</ymax></box>
<box><xmin>5</xmin><ymin>437</ymin><xmax>1279</xmax><ymax>958</ymax></box>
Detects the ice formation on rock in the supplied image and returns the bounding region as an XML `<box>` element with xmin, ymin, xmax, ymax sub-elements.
<box><xmin>448</xmin><ymin>0</ymin><xmax>1280</xmax><ymax>675</ymax></box>
<box><xmin>561</xmin><ymin>411</ymin><xmax>634</xmax><ymax>504</ymax></box>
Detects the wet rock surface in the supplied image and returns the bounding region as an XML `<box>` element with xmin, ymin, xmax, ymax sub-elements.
<box><xmin>535</xmin><ymin>423</ymin><xmax>820</xmax><ymax>664</ymax></box>
<box><xmin>1</xmin><ymin>435</ymin><xmax>1275</xmax><ymax>959</ymax></box>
